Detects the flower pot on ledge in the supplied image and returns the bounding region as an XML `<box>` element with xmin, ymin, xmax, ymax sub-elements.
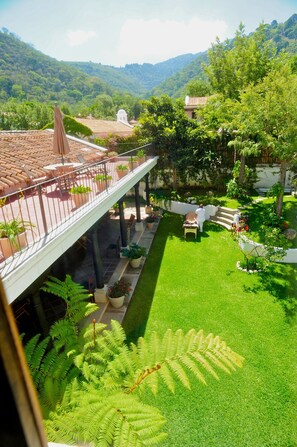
<box><xmin>0</xmin><ymin>232</ymin><xmax>27</xmax><ymax>259</ymax></box>
<box><xmin>71</xmin><ymin>192</ymin><xmax>90</xmax><ymax>208</ymax></box>
<box><xmin>108</xmin><ymin>295</ymin><xmax>125</xmax><ymax>308</ymax></box>
<box><xmin>129</xmin><ymin>257</ymin><xmax>142</xmax><ymax>268</ymax></box>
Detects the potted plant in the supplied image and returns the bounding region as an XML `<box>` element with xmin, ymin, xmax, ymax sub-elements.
<box><xmin>93</xmin><ymin>173</ymin><xmax>112</xmax><ymax>193</ymax></box>
<box><xmin>0</xmin><ymin>217</ymin><xmax>34</xmax><ymax>259</ymax></box>
<box><xmin>145</xmin><ymin>204</ymin><xmax>153</xmax><ymax>214</ymax></box>
<box><xmin>116</xmin><ymin>164</ymin><xmax>129</xmax><ymax>179</ymax></box>
<box><xmin>107</xmin><ymin>277</ymin><xmax>131</xmax><ymax>308</ymax></box>
<box><xmin>121</xmin><ymin>242</ymin><xmax>147</xmax><ymax>268</ymax></box>
<box><xmin>69</xmin><ymin>185</ymin><xmax>92</xmax><ymax>208</ymax></box>
<box><xmin>145</xmin><ymin>214</ymin><xmax>158</xmax><ymax>230</ymax></box>
<box><xmin>129</xmin><ymin>156</ymin><xmax>139</xmax><ymax>170</ymax></box>
<box><xmin>107</xmin><ymin>151</ymin><xmax>118</xmax><ymax>162</ymax></box>
<box><xmin>137</xmin><ymin>149</ymin><xmax>145</xmax><ymax>164</ymax></box>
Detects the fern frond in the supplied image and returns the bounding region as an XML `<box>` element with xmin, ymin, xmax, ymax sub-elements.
<box><xmin>41</xmin><ymin>274</ymin><xmax>97</xmax><ymax>324</ymax></box>
<box><xmin>102</xmin><ymin>328</ymin><xmax>244</xmax><ymax>395</ymax></box>
<box><xmin>24</xmin><ymin>334</ymin><xmax>50</xmax><ymax>386</ymax></box>
<box><xmin>46</xmin><ymin>389</ymin><xmax>167</xmax><ymax>447</ymax></box>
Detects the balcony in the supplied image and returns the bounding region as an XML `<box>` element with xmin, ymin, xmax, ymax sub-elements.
<box><xmin>0</xmin><ymin>147</ymin><xmax>158</xmax><ymax>303</ymax></box>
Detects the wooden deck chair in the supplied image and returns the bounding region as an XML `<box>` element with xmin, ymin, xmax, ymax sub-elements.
<box><xmin>77</xmin><ymin>154</ymin><xmax>99</xmax><ymax>178</ymax></box>
<box><xmin>21</xmin><ymin>165</ymin><xmax>48</xmax><ymax>193</ymax></box>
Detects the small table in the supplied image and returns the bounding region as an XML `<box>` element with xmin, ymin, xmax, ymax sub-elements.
<box><xmin>43</xmin><ymin>162</ymin><xmax>82</xmax><ymax>174</ymax></box>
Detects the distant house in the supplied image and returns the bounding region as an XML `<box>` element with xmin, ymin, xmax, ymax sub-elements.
<box><xmin>76</xmin><ymin>109</ymin><xmax>135</xmax><ymax>139</ymax></box>
<box><xmin>184</xmin><ymin>96</ymin><xmax>209</xmax><ymax>119</ymax></box>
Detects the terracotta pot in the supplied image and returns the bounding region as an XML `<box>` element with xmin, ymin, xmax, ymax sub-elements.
<box><xmin>146</xmin><ymin>222</ymin><xmax>154</xmax><ymax>230</ymax></box>
<box><xmin>0</xmin><ymin>232</ymin><xmax>27</xmax><ymax>259</ymax></box>
<box><xmin>117</xmin><ymin>169</ymin><xmax>128</xmax><ymax>179</ymax></box>
<box><xmin>145</xmin><ymin>205</ymin><xmax>153</xmax><ymax>214</ymax></box>
<box><xmin>71</xmin><ymin>193</ymin><xmax>90</xmax><ymax>208</ymax></box>
<box><xmin>95</xmin><ymin>180</ymin><xmax>110</xmax><ymax>193</ymax></box>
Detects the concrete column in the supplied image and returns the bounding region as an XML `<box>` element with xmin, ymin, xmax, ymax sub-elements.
<box><xmin>119</xmin><ymin>199</ymin><xmax>127</xmax><ymax>247</ymax></box>
<box><xmin>134</xmin><ymin>182</ymin><xmax>141</xmax><ymax>223</ymax></box>
<box><xmin>145</xmin><ymin>174</ymin><xmax>150</xmax><ymax>205</ymax></box>
<box><xmin>90</xmin><ymin>231</ymin><xmax>104</xmax><ymax>289</ymax></box>
<box><xmin>134</xmin><ymin>181</ymin><xmax>144</xmax><ymax>232</ymax></box>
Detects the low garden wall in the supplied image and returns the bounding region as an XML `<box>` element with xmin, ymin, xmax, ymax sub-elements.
<box><xmin>238</xmin><ymin>235</ymin><xmax>297</xmax><ymax>264</ymax></box>
<box><xmin>158</xmin><ymin>199</ymin><xmax>297</xmax><ymax>264</ymax></box>
<box><xmin>157</xmin><ymin>199</ymin><xmax>218</xmax><ymax>220</ymax></box>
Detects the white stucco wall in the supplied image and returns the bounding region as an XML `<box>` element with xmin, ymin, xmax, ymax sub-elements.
<box><xmin>239</xmin><ymin>235</ymin><xmax>297</xmax><ymax>263</ymax></box>
<box><xmin>254</xmin><ymin>165</ymin><xmax>294</xmax><ymax>190</ymax></box>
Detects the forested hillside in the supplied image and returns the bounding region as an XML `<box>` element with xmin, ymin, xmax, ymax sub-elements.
<box><xmin>0</xmin><ymin>14</ymin><xmax>295</xmax><ymax>105</ymax></box>
<box><xmin>68</xmin><ymin>53</ymin><xmax>198</xmax><ymax>96</ymax></box>
<box><xmin>0</xmin><ymin>30</ymin><xmax>115</xmax><ymax>103</ymax></box>
<box><xmin>154</xmin><ymin>14</ymin><xmax>297</xmax><ymax>97</ymax></box>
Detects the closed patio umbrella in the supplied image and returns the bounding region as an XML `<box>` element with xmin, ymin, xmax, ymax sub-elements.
<box><xmin>53</xmin><ymin>106</ymin><xmax>70</xmax><ymax>164</ymax></box>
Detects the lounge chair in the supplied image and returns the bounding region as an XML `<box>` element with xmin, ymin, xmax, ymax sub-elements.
<box><xmin>183</xmin><ymin>212</ymin><xmax>198</xmax><ymax>238</ymax></box>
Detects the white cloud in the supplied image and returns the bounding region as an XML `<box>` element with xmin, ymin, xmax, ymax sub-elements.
<box><xmin>116</xmin><ymin>17</ymin><xmax>228</xmax><ymax>65</ymax></box>
<box><xmin>66</xmin><ymin>30</ymin><xmax>97</xmax><ymax>47</ymax></box>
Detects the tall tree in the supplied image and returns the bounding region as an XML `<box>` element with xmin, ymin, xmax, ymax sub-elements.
<box><xmin>234</xmin><ymin>61</ymin><xmax>297</xmax><ymax>214</ymax></box>
<box><xmin>205</xmin><ymin>23</ymin><xmax>276</xmax><ymax>100</ymax></box>
<box><xmin>204</xmin><ymin>23</ymin><xmax>277</xmax><ymax>186</ymax></box>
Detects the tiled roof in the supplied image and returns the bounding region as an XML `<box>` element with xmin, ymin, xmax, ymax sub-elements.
<box><xmin>0</xmin><ymin>130</ymin><xmax>107</xmax><ymax>195</ymax></box>
<box><xmin>184</xmin><ymin>96</ymin><xmax>209</xmax><ymax>108</ymax></box>
<box><xmin>76</xmin><ymin>118</ymin><xmax>134</xmax><ymax>138</ymax></box>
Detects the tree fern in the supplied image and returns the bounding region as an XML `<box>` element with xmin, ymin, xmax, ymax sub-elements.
<box><xmin>101</xmin><ymin>328</ymin><xmax>244</xmax><ymax>395</ymax></box>
<box><xmin>23</xmin><ymin>275</ymin><xmax>244</xmax><ymax>447</ymax></box>
<box><xmin>46</xmin><ymin>387</ymin><xmax>167</xmax><ymax>447</ymax></box>
<box><xmin>41</xmin><ymin>274</ymin><xmax>98</xmax><ymax>325</ymax></box>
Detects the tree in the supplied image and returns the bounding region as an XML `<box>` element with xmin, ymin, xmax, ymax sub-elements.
<box><xmin>137</xmin><ymin>95</ymin><xmax>219</xmax><ymax>187</ymax></box>
<box><xmin>25</xmin><ymin>276</ymin><xmax>244</xmax><ymax>447</ymax></box>
<box><xmin>235</xmin><ymin>60</ymin><xmax>297</xmax><ymax>214</ymax></box>
<box><xmin>203</xmin><ymin>23</ymin><xmax>277</xmax><ymax>188</ymax></box>
<box><xmin>43</xmin><ymin>114</ymin><xmax>92</xmax><ymax>139</ymax></box>
<box><xmin>185</xmin><ymin>78</ymin><xmax>212</xmax><ymax>97</ymax></box>
<box><xmin>204</xmin><ymin>23</ymin><xmax>276</xmax><ymax>100</ymax></box>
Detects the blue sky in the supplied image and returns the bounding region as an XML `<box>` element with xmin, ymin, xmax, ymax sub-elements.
<box><xmin>0</xmin><ymin>0</ymin><xmax>295</xmax><ymax>66</ymax></box>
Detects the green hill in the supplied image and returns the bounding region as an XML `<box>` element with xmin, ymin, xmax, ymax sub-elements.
<box><xmin>68</xmin><ymin>53</ymin><xmax>198</xmax><ymax>96</ymax></box>
<box><xmin>0</xmin><ymin>14</ymin><xmax>296</xmax><ymax>104</ymax></box>
<box><xmin>150</xmin><ymin>14</ymin><xmax>297</xmax><ymax>98</ymax></box>
<box><xmin>0</xmin><ymin>30</ymin><xmax>115</xmax><ymax>103</ymax></box>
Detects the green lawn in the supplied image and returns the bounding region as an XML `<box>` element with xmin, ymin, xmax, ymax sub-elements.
<box><xmin>123</xmin><ymin>212</ymin><xmax>297</xmax><ymax>447</ymax></box>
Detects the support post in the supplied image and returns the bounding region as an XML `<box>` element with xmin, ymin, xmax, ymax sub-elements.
<box><xmin>134</xmin><ymin>182</ymin><xmax>141</xmax><ymax>223</ymax></box>
<box><xmin>134</xmin><ymin>182</ymin><xmax>144</xmax><ymax>231</ymax></box>
<box><xmin>90</xmin><ymin>231</ymin><xmax>104</xmax><ymax>289</ymax></box>
<box><xmin>118</xmin><ymin>199</ymin><xmax>127</xmax><ymax>247</ymax></box>
<box><xmin>145</xmin><ymin>174</ymin><xmax>150</xmax><ymax>206</ymax></box>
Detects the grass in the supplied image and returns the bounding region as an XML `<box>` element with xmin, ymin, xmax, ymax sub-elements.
<box><xmin>123</xmin><ymin>212</ymin><xmax>297</xmax><ymax>447</ymax></box>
